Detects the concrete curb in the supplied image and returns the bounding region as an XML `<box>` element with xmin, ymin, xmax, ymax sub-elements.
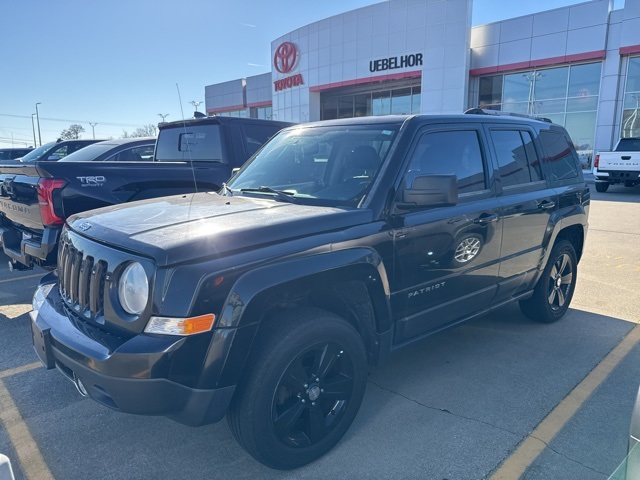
<box><xmin>0</xmin><ymin>455</ymin><xmax>15</xmax><ymax>480</ymax></box>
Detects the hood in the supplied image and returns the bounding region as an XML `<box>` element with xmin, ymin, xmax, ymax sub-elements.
<box><xmin>67</xmin><ymin>193</ymin><xmax>372</xmax><ymax>266</ymax></box>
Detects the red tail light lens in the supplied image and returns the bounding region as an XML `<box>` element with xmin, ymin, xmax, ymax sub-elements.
<box><xmin>37</xmin><ymin>179</ymin><xmax>67</xmax><ymax>227</ymax></box>
<box><xmin>594</xmin><ymin>154</ymin><xmax>599</xmax><ymax>168</ymax></box>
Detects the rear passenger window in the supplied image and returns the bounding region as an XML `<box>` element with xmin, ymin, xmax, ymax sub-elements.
<box><xmin>490</xmin><ymin>130</ymin><xmax>542</xmax><ymax>187</ymax></box>
<box><xmin>538</xmin><ymin>130</ymin><xmax>579</xmax><ymax>181</ymax></box>
<box><xmin>404</xmin><ymin>130</ymin><xmax>486</xmax><ymax>195</ymax></box>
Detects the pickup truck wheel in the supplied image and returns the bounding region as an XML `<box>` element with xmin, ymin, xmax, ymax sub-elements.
<box><xmin>519</xmin><ymin>240</ymin><xmax>577</xmax><ymax>323</ymax></box>
<box><xmin>595</xmin><ymin>182</ymin><xmax>609</xmax><ymax>193</ymax></box>
<box><xmin>227</xmin><ymin>307</ymin><xmax>368</xmax><ymax>469</ymax></box>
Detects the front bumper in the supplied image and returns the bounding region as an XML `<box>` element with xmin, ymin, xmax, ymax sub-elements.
<box><xmin>30</xmin><ymin>279</ymin><xmax>236</xmax><ymax>426</ymax></box>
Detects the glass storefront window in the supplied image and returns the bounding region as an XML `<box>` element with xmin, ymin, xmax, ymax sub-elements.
<box><xmin>534</xmin><ymin>66</ymin><xmax>569</xmax><ymax>100</ymax></box>
<box><xmin>372</xmin><ymin>91</ymin><xmax>391</xmax><ymax>116</ymax></box>
<box><xmin>621</xmin><ymin>57</ymin><xmax>640</xmax><ymax>138</ymax></box>
<box><xmin>477</xmin><ymin>62</ymin><xmax>602</xmax><ymax>168</ymax></box>
<box><xmin>338</xmin><ymin>97</ymin><xmax>354</xmax><ymax>118</ymax></box>
<box><xmin>321</xmin><ymin>83</ymin><xmax>421</xmax><ymax>120</ymax></box>
<box><xmin>503</xmin><ymin>73</ymin><xmax>531</xmax><ymax>103</ymax></box>
<box><xmin>568</xmin><ymin>63</ymin><xmax>602</xmax><ymax>97</ymax></box>
<box><xmin>411</xmin><ymin>86</ymin><xmax>421</xmax><ymax>114</ymax></box>
<box><xmin>479</xmin><ymin>76</ymin><xmax>503</xmax><ymax>107</ymax></box>
<box><xmin>355</xmin><ymin>94</ymin><xmax>371</xmax><ymax>117</ymax></box>
<box><xmin>391</xmin><ymin>88</ymin><xmax>412</xmax><ymax>114</ymax></box>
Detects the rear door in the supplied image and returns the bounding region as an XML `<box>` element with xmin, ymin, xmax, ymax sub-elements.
<box><xmin>391</xmin><ymin>124</ymin><xmax>503</xmax><ymax>343</ymax></box>
<box><xmin>484</xmin><ymin>124</ymin><xmax>557</xmax><ymax>302</ymax></box>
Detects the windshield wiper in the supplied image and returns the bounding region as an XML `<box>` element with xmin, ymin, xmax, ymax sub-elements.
<box><xmin>221</xmin><ymin>183</ymin><xmax>234</xmax><ymax>196</ymax></box>
<box><xmin>240</xmin><ymin>186</ymin><xmax>299</xmax><ymax>204</ymax></box>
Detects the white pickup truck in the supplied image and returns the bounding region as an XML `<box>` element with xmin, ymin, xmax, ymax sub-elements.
<box><xmin>593</xmin><ymin>138</ymin><xmax>640</xmax><ymax>192</ymax></box>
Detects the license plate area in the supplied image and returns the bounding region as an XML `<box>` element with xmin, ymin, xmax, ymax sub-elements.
<box><xmin>30</xmin><ymin>315</ymin><xmax>55</xmax><ymax>369</ymax></box>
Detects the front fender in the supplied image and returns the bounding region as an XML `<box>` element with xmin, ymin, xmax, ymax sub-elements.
<box><xmin>217</xmin><ymin>247</ymin><xmax>391</xmax><ymax>331</ymax></box>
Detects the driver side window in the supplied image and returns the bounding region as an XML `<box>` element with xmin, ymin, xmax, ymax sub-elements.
<box><xmin>404</xmin><ymin>130</ymin><xmax>487</xmax><ymax>195</ymax></box>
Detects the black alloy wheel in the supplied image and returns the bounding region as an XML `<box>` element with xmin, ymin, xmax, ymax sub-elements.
<box><xmin>227</xmin><ymin>307</ymin><xmax>368</xmax><ymax>470</ymax></box>
<box><xmin>520</xmin><ymin>240</ymin><xmax>577</xmax><ymax>323</ymax></box>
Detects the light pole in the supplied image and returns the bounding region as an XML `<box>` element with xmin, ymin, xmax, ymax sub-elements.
<box><xmin>521</xmin><ymin>72</ymin><xmax>542</xmax><ymax>115</ymax></box>
<box><xmin>31</xmin><ymin>114</ymin><xmax>37</xmax><ymax>147</ymax></box>
<box><xmin>35</xmin><ymin>102</ymin><xmax>42</xmax><ymax>146</ymax></box>
<box><xmin>89</xmin><ymin>122</ymin><xmax>97</xmax><ymax>139</ymax></box>
<box><xmin>190</xmin><ymin>101</ymin><xmax>202</xmax><ymax>112</ymax></box>
<box><xmin>158</xmin><ymin>113</ymin><xmax>169</xmax><ymax>123</ymax></box>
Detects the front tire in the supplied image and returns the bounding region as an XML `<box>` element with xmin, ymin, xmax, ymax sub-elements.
<box><xmin>595</xmin><ymin>182</ymin><xmax>609</xmax><ymax>193</ymax></box>
<box><xmin>227</xmin><ymin>307</ymin><xmax>368</xmax><ymax>469</ymax></box>
<box><xmin>519</xmin><ymin>240</ymin><xmax>577</xmax><ymax>323</ymax></box>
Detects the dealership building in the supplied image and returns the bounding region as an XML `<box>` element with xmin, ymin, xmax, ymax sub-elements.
<box><xmin>204</xmin><ymin>0</ymin><xmax>640</xmax><ymax>168</ymax></box>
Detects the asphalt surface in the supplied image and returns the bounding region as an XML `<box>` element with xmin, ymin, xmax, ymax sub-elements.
<box><xmin>0</xmin><ymin>181</ymin><xmax>639</xmax><ymax>480</ymax></box>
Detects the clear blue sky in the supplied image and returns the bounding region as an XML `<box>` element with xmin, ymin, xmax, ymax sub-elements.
<box><xmin>0</xmin><ymin>0</ymin><xmax>623</xmax><ymax>147</ymax></box>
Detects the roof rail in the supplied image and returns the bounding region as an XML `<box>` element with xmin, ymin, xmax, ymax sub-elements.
<box><xmin>464</xmin><ymin>108</ymin><xmax>553</xmax><ymax>123</ymax></box>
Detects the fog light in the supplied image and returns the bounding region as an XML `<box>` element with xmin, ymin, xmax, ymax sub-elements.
<box><xmin>32</xmin><ymin>283</ymin><xmax>54</xmax><ymax>315</ymax></box>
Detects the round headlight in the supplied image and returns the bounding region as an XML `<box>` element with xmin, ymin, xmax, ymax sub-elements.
<box><xmin>118</xmin><ymin>262</ymin><xmax>149</xmax><ymax>315</ymax></box>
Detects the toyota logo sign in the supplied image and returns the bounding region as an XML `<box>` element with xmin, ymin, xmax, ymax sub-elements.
<box><xmin>274</xmin><ymin>42</ymin><xmax>298</xmax><ymax>74</ymax></box>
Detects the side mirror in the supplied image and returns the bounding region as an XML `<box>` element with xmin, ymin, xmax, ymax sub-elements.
<box><xmin>398</xmin><ymin>174</ymin><xmax>458</xmax><ymax>209</ymax></box>
<box><xmin>47</xmin><ymin>155</ymin><xmax>61</xmax><ymax>161</ymax></box>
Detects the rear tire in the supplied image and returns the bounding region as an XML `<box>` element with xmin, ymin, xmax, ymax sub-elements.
<box><xmin>595</xmin><ymin>182</ymin><xmax>609</xmax><ymax>193</ymax></box>
<box><xmin>227</xmin><ymin>307</ymin><xmax>368</xmax><ymax>469</ymax></box>
<box><xmin>519</xmin><ymin>240</ymin><xmax>577</xmax><ymax>323</ymax></box>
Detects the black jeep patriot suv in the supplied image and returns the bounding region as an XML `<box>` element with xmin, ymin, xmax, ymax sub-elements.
<box><xmin>30</xmin><ymin>112</ymin><xmax>589</xmax><ymax>469</ymax></box>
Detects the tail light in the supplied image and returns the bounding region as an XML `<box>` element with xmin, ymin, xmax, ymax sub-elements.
<box><xmin>37</xmin><ymin>178</ymin><xmax>67</xmax><ymax>227</ymax></box>
<box><xmin>594</xmin><ymin>154</ymin><xmax>599</xmax><ymax>168</ymax></box>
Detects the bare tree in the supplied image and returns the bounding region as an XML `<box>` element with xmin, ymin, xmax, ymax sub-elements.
<box><xmin>121</xmin><ymin>124</ymin><xmax>158</xmax><ymax>138</ymax></box>
<box><xmin>60</xmin><ymin>124</ymin><xmax>85</xmax><ymax>140</ymax></box>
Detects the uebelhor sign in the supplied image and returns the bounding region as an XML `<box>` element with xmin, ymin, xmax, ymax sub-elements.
<box><xmin>369</xmin><ymin>53</ymin><xmax>423</xmax><ymax>73</ymax></box>
<box><xmin>274</xmin><ymin>74</ymin><xmax>304</xmax><ymax>91</ymax></box>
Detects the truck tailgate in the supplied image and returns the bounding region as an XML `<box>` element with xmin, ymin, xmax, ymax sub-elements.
<box><xmin>598</xmin><ymin>152</ymin><xmax>640</xmax><ymax>170</ymax></box>
<box><xmin>0</xmin><ymin>165</ymin><xmax>44</xmax><ymax>232</ymax></box>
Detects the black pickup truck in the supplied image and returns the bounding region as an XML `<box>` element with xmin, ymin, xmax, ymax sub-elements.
<box><xmin>30</xmin><ymin>113</ymin><xmax>589</xmax><ymax>469</ymax></box>
<box><xmin>0</xmin><ymin>116</ymin><xmax>291</xmax><ymax>270</ymax></box>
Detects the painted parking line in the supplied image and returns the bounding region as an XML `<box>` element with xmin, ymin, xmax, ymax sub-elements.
<box><xmin>0</xmin><ymin>273</ymin><xmax>43</xmax><ymax>284</ymax></box>
<box><xmin>490</xmin><ymin>323</ymin><xmax>640</xmax><ymax>480</ymax></box>
<box><xmin>0</xmin><ymin>376</ymin><xmax>54</xmax><ymax>480</ymax></box>
<box><xmin>0</xmin><ymin>362</ymin><xmax>42</xmax><ymax>380</ymax></box>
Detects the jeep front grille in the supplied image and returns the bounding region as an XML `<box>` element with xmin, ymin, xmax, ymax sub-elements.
<box><xmin>58</xmin><ymin>239</ymin><xmax>107</xmax><ymax>319</ymax></box>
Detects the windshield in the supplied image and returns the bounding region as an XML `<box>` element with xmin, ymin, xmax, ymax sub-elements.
<box><xmin>155</xmin><ymin>125</ymin><xmax>223</xmax><ymax>162</ymax></box>
<box><xmin>19</xmin><ymin>142</ymin><xmax>57</xmax><ymax>163</ymax></box>
<box><xmin>227</xmin><ymin>123</ymin><xmax>399</xmax><ymax>207</ymax></box>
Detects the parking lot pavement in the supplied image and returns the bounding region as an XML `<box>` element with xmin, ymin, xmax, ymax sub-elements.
<box><xmin>0</xmin><ymin>185</ymin><xmax>639</xmax><ymax>480</ymax></box>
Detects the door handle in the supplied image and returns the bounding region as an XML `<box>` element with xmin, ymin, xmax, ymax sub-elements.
<box><xmin>537</xmin><ymin>201</ymin><xmax>556</xmax><ymax>210</ymax></box>
<box><xmin>473</xmin><ymin>213</ymin><xmax>498</xmax><ymax>225</ymax></box>
<box><xmin>621</xmin><ymin>156</ymin><xmax>631</xmax><ymax>160</ymax></box>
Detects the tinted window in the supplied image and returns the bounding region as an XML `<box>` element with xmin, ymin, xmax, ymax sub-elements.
<box><xmin>522</xmin><ymin>131</ymin><xmax>543</xmax><ymax>182</ymax></box>
<box><xmin>60</xmin><ymin>143</ymin><xmax>115</xmax><ymax>161</ymax></box>
<box><xmin>405</xmin><ymin>130</ymin><xmax>486</xmax><ymax>194</ymax></box>
<box><xmin>538</xmin><ymin>130</ymin><xmax>579</xmax><ymax>181</ymax></box>
<box><xmin>491</xmin><ymin>130</ymin><xmax>542</xmax><ymax>187</ymax></box>
<box><xmin>242</xmin><ymin>124</ymin><xmax>283</xmax><ymax>157</ymax></box>
<box><xmin>155</xmin><ymin>125</ymin><xmax>223</xmax><ymax>162</ymax></box>
<box><xmin>107</xmin><ymin>145</ymin><xmax>155</xmax><ymax>161</ymax></box>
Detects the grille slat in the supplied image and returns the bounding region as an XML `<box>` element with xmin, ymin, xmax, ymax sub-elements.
<box><xmin>78</xmin><ymin>256</ymin><xmax>93</xmax><ymax>311</ymax></box>
<box><xmin>58</xmin><ymin>240</ymin><xmax>106</xmax><ymax>319</ymax></box>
